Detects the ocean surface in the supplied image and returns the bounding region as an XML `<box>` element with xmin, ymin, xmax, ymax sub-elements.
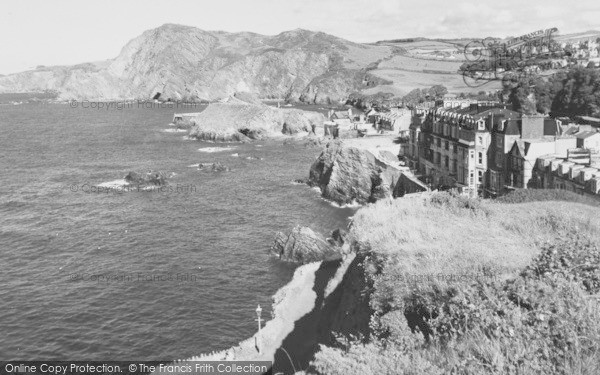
<box><xmin>0</xmin><ymin>99</ymin><xmax>356</xmax><ymax>360</ymax></box>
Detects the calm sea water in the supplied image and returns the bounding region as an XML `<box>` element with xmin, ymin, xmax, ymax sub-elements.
<box><xmin>0</xmin><ymin>100</ymin><xmax>355</xmax><ymax>360</ymax></box>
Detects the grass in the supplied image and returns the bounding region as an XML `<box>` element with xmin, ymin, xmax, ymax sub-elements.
<box><xmin>311</xmin><ymin>192</ymin><xmax>600</xmax><ymax>374</ymax></box>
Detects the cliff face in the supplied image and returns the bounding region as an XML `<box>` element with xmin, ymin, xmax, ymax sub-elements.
<box><xmin>187</xmin><ymin>100</ymin><xmax>324</xmax><ymax>142</ymax></box>
<box><xmin>308</xmin><ymin>141</ymin><xmax>403</xmax><ymax>205</ymax></box>
<box><xmin>0</xmin><ymin>24</ymin><xmax>395</xmax><ymax>104</ymax></box>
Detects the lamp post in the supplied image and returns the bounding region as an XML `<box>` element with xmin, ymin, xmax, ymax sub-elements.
<box><xmin>255</xmin><ymin>304</ymin><xmax>263</xmax><ymax>354</ymax></box>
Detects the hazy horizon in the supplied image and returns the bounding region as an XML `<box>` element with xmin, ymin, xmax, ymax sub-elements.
<box><xmin>1</xmin><ymin>0</ymin><xmax>599</xmax><ymax>75</ymax></box>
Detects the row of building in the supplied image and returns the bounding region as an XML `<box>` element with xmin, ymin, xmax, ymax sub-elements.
<box><xmin>404</xmin><ymin>100</ymin><xmax>600</xmax><ymax>199</ymax></box>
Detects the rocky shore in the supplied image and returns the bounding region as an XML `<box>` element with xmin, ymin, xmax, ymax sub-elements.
<box><xmin>308</xmin><ymin>136</ymin><xmax>428</xmax><ymax>205</ymax></box>
<box><xmin>187</xmin><ymin>99</ymin><xmax>324</xmax><ymax>142</ymax></box>
<box><xmin>158</xmin><ymin>130</ymin><xmax>431</xmax><ymax>374</ymax></box>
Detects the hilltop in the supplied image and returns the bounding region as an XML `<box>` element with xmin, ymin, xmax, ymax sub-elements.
<box><xmin>2</xmin><ymin>25</ymin><xmax>598</xmax><ymax>105</ymax></box>
<box><xmin>0</xmin><ymin>24</ymin><xmax>395</xmax><ymax>104</ymax></box>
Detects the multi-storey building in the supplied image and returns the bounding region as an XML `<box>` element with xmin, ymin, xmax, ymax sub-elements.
<box><xmin>532</xmin><ymin>151</ymin><xmax>600</xmax><ymax>199</ymax></box>
<box><xmin>407</xmin><ymin>103</ymin><xmax>505</xmax><ymax>195</ymax></box>
<box><xmin>406</xmin><ymin>102</ymin><xmax>600</xmax><ymax>197</ymax></box>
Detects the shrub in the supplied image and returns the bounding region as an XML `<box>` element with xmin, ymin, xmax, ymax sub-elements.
<box><xmin>497</xmin><ymin>189</ymin><xmax>600</xmax><ymax>206</ymax></box>
<box><xmin>429</xmin><ymin>191</ymin><xmax>490</xmax><ymax>216</ymax></box>
<box><xmin>523</xmin><ymin>234</ymin><xmax>600</xmax><ymax>293</ymax></box>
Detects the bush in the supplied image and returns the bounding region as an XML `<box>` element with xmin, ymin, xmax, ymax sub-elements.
<box><xmin>497</xmin><ymin>189</ymin><xmax>600</xmax><ymax>206</ymax></box>
<box><xmin>523</xmin><ymin>234</ymin><xmax>600</xmax><ymax>293</ymax></box>
<box><xmin>429</xmin><ymin>191</ymin><xmax>490</xmax><ymax>216</ymax></box>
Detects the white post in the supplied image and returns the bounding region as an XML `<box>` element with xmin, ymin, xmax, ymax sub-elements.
<box><xmin>255</xmin><ymin>304</ymin><xmax>263</xmax><ymax>354</ymax></box>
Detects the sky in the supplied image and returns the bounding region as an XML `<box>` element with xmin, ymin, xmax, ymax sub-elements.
<box><xmin>1</xmin><ymin>0</ymin><xmax>599</xmax><ymax>75</ymax></box>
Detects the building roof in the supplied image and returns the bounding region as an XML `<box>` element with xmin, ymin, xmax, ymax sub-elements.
<box><xmin>512</xmin><ymin>138</ymin><xmax>557</xmax><ymax>160</ymax></box>
<box><xmin>333</xmin><ymin>111</ymin><xmax>350</xmax><ymax>119</ymax></box>
<box><xmin>576</xmin><ymin>130</ymin><xmax>600</xmax><ymax>139</ymax></box>
<box><xmin>578</xmin><ymin>116</ymin><xmax>600</xmax><ymax>124</ymax></box>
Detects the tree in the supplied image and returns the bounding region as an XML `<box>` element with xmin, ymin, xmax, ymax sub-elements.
<box><xmin>427</xmin><ymin>85</ymin><xmax>448</xmax><ymax>99</ymax></box>
<box><xmin>551</xmin><ymin>67</ymin><xmax>600</xmax><ymax>117</ymax></box>
<box><xmin>402</xmin><ymin>89</ymin><xmax>425</xmax><ymax>106</ymax></box>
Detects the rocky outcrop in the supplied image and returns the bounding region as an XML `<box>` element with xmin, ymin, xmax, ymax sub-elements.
<box><xmin>188</xmin><ymin>101</ymin><xmax>324</xmax><ymax>142</ymax></box>
<box><xmin>124</xmin><ymin>170</ymin><xmax>169</xmax><ymax>186</ymax></box>
<box><xmin>308</xmin><ymin>141</ymin><xmax>403</xmax><ymax>205</ymax></box>
<box><xmin>271</xmin><ymin>225</ymin><xmax>341</xmax><ymax>264</ymax></box>
<box><xmin>0</xmin><ymin>24</ymin><xmax>396</xmax><ymax>104</ymax></box>
<box><xmin>198</xmin><ymin>162</ymin><xmax>230</xmax><ymax>172</ymax></box>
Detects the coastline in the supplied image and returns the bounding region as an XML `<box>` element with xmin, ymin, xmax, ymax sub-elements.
<box><xmin>153</xmin><ymin>262</ymin><xmax>322</xmax><ymax>373</ymax></box>
<box><xmin>158</xmin><ymin>131</ymin><xmax>404</xmax><ymax>372</ymax></box>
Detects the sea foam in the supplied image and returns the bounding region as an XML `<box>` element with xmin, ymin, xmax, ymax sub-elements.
<box><xmin>198</xmin><ymin>147</ymin><xmax>237</xmax><ymax>153</ymax></box>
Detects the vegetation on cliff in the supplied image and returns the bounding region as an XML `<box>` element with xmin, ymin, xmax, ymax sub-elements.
<box><xmin>311</xmin><ymin>190</ymin><xmax>600</xmax><ymax>375</ymax></box>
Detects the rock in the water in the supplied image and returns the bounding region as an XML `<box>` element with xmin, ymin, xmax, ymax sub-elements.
<box><xmin>308</xmin><ymin>141</ymin><xmax>402</xmax><ymax>205</ymax></box>
<box><xmin>271</xmin><ymin>225</ymin><xmax>341</xmax><ymax>264</ymax></box>
<box><xmin>198</xmin><ymin>162</ymin><xmax>230</xmax><ymax>172</ymax></box>
<box><xmin>188</xmin><ymin>102</ymin><xmax>324</xmax><ymax>143</ymax></box>
<box><xmin>328</xmin><ymin>228</ymin><xmax>348</xmax><ymax>247</ymax></box>
<box><xmin>124</xmin><ymin>170</ymin><xmax>169</xmax><ymax>186</ymax></box>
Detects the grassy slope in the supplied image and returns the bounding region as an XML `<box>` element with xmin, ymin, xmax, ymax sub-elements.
<box><xmin>311</xmin><ymin>190</ymin><xmax>600</xmax><ymax>375</ymax></box>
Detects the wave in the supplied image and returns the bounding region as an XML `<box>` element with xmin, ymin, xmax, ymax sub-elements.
<box><xmin>197</xmin><ymin>147</ymin><xmax>237</xmax><ymax>153</ymax></box>
<box><xmin>97</xmin><ymin>179</ymin><xmax>129</xmax><ymax>188</ymax></box>
<box><xmin>231</xmin><ymin>153</ymin><xmax>239</xmax><ymax>157</ymax></box>
<box><xmin>324</xmin><ymin>198</ymin><xmax>361</xmax><ymax>209</ymax></box>
<box><xmin>162</xmin><ymin>128</ymin><xmax>188</xmax><ymax>133</ymax></box>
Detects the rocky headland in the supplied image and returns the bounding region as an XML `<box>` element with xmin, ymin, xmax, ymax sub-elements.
<box><xmin>187</xmin><ymin>99</ymin><xmax>324</xmax><ymax>142</ymax></box>
<box><xmin>0</xmin><ymin>24</ymin><xmax>396</xmax><ymax>104</ymax></box>
<box><xmin>308</xmin><ymin>137</ymin><xmax>420</xmax><ymax>205</ymax></box>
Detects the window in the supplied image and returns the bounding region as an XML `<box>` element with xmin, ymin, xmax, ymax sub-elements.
<box><xmin>437</xmin><ymin>138</ymin><xmax>441</xmax><ymax>147</ymax></box>
<box><xmin>496</xmin><ymin>137</ymin><xmax>502</xmax><ymax>148</ymax></box>
<box><xmin>477</xmin><ymin>136</ymin><xmax>483</xmax><ymax>145</ymax></box>
<box><xmin>445</xmin><ymin>141</ymin><xmax>449</xmax><ymax>151</ymax></box>
<box><xmin>444</xmin><ymin>156</ymin><xmax>449</xmax><ymax>168</ymax></box>
<box><xmin>469</xmin><ymin>171</ymin><xmax>474</xmax><ymax>186</ymax></box>
<box><xmin>478</xmin><ymin>152</ymin><xmax>483</xmax><ymax>164</ymax></box>
<box><xmin>478</xmin><ymin>170</ymin><xmax>483</xmax><ymax>183</ymax></box>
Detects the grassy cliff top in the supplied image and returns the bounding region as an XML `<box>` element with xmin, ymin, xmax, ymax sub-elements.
<box><xmin>313</xmin><ymin>190</ymin><xmax>600</xmax><ymax>375</ymax></box>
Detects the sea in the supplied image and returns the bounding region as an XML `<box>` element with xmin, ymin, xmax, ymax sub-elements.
<box><xmin>0</xmin><ymin>97</ymin><xmax>356</xmax><ymax>360</ymax></box>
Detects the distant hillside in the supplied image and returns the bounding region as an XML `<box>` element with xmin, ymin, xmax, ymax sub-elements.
<box><xmin>2</xmin><ymin>26</ymin><xmax>598</xmax><ymax>104</ymax></box>
<box><xmin>0</xmin><ymin>24</ymin><xmax>395</xmax><ymax>104</ymax></box>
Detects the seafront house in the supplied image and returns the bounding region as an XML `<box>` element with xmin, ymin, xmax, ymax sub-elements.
<box><xmin>408</xmin><ymin>103</ymin><xmax>512</xmax><ymax>195</ymax></box>
<box><xmin>532</xmin><ymin>150</ymin><xmax>600</xmax><ymax>198</ymax></box>
<box><xmin>504</xmin><ymin>137</ymin><xmax>576</xmax><ymax>189</ymax></box>
<box><xmin>406</xmin><ymin>100</ymin><xmax>600</xmax><ymax>198</ymax></box>
<box><xmin>576</xmin><ymin>131</ymin><xmax>600</xmax><ymax>149</ymax></box>
<box><xmin>379</xmin><ymin>108</ymin><xmax>411</xmax><ymax>135</ymax></box>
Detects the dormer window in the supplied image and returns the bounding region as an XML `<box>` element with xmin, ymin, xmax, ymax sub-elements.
<box><xmin>499</xmin><ymin>120</ymin><xmax>506</xmax><ymax>131</ymax></box>
<box><xmin>477</xmin><ymin>119</ymin><xmax>485</xmax><ymax>131</ymax></box>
